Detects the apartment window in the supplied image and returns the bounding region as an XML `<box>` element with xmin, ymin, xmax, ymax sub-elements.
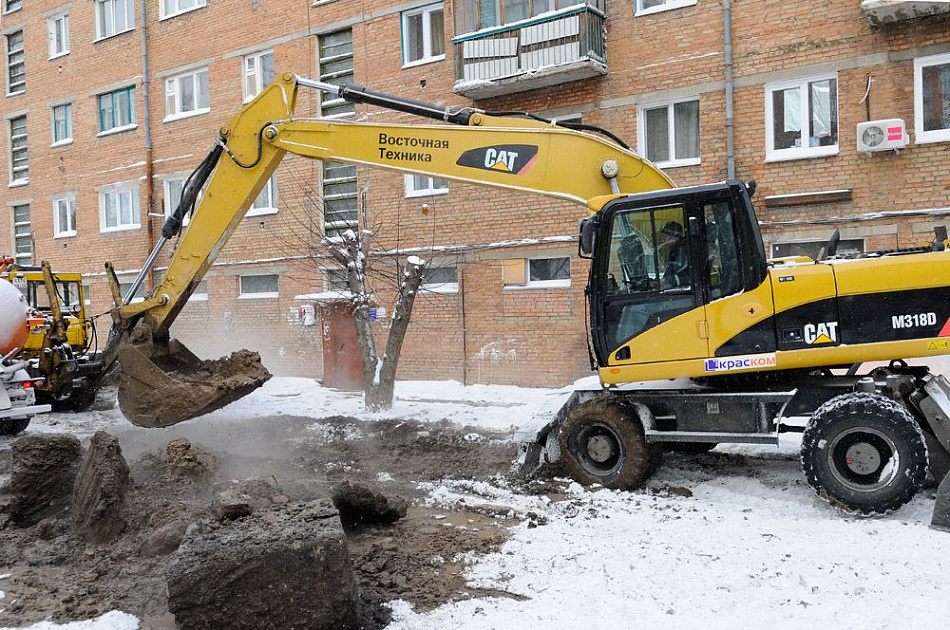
<box><xmin>189</xmin><ymin>279</ymin><xmax>208</xmax><ymax>301</ymax></box>
<box><xmin>915</xmin><ymin>53</ymin><xmax>950</xmax><ymax>144</ymax></box>
<box><xmin>6</xmin><ymin>31</ymin><xmax>24</xmax><ymax>95</ymax></box>
<box><xmin>422</xmin><ymin>264</ymin><xmax>458</xmax><ymax>293</ymax></box>
<box><xmin>164</xmin><ymin>69</ymin><xmax>210</xmax><ymax>121</ymax></box>
<box><xmin>100</xmin><ymin>185</ymin><xmax>140</xmax><ymax>232</ymax></box>
<box><xmin>53</xmin><ymin>195</ymin><xmax>77</xmax><ymax>238</ymax></box>
<box><xmin>639</xmin><ymin>99</ymin><xmax>700</xmax><ymax>168</ymax></box>
<box><xmin>243</xmin><ymin>50</ymin><xmax>274</xmax><ymax>102</ymax></box>
<box><xmin>469</xmin><ymin>0</ymin><xmax>575</xmax><ymax>29</ymax></box>
<box><xmin>160</xmin><ymin>0</ymin><xmax>206</xmax><ymax>20</ymax></box>
<box><xmin>52</xmin><ymin>103</ymin><xmax>72</xmax><ymax>145</ymax></box>
<box><xmin>318</xmin><ymin>30</ymin><xmax>354</xmax><ymax>118</ymax></box>
<box><xmin>766</xmin><ymin>74</ymin><xmax>838</xmax><ymax>162</ymax></box>
<box><xmin>772</xmin><ymin>239</ymin><xmax>865</xmax><ymax>260</ymax></box>
<box><xmin>163</xmin><ymin>176</ymin><xmax>197</xmax><ymax>226</ymax></box>
<box><xmin>9</xmin><ymin>115</ymin><xmax>28</xmax><ymax>185</ymax></box>
<box><xmin>3</xmin><ymin>0</ymin><xmax>22</xmax><ymax>13</ymax></box>
<box><xmin>48</xmin><ymin>12</ymin><xmax>70</xmax><ymax>58</ymax></box>
<box><xmin>118</xmin><ymin>281</ymin><xmax>145</xmax><ymax>303</ymax></box>
<box><xmin>504</xmin><ymin>256</ymin><xmax>570</xmax><ymax>287</ymax></box>
<box><xmin>247</xmin><ymin>175</ymin><xmax>278</xmax><ymax>216</ymax></box>
<box><xmin>323</xmin><ymin>162</ymin><xmax>357</xmax><ymax>239</ymax></box>
<box><xmin>239</xmin><ymin>274</ymin><xmax>278</xmax><ymax>298</ymax></box>
<box><xmin>405</xmin><ymin>174</ymin><xmax>448</xmax><ymax>198</ymax></box>
<box><xmin>325</xmin><ymin>268</ymin><xmax>349</xmax><ymax>292</ymax></box>
<box><xmin>403</xmin><ymin>4</ymin><xmax>445</xmax><ymax>67</ymax></box>
<box><xmin>11</xmin><ymin>203</ymin><xmax>30</xmax><ymax>265</ymax></box>
<box><xmin>95</xmin><ymin>0</ymin><xmax>135</xmax><ymax>40</ymax></box>
<box><xmin>98</xmin><ymin>86</ymin><xmax>137</xmax><ymax>133</ymax></box>
<box><xmin>636</xmin><ymin>0</ymin><xmax>697</xmax><ymax>16</ymax></box>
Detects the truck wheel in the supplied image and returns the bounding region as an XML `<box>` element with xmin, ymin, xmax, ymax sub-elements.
<box><xmin>0</xmin><ymin>417</ymin><xmax>30</xmax><ymax>436</ymax></box>
<box><xmin>558</xmin><ymin>397</ymin><xmax>661</xmax><ymax>489</ymax></box>
<box><xmin>801</xmin><ymin>393</ymin><xmax>928</xmax><ymax>515</ymax></box>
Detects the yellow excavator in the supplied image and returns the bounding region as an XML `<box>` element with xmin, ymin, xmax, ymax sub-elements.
<box><xmin>103</xmin><ymin>73</ymin><xmax>950</xmax><ymax>527</ymax></box>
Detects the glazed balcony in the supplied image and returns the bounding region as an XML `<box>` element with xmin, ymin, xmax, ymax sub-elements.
<box><xmin>453</xmin><ymin>2</ymin><xmax>607</xmax><ymax>100</ymax></box>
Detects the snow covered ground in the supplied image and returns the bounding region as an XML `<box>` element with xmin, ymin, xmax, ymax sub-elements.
<box><xmin>7</xmin><ymin>377</ymin><xmax>950</xmax><ymax>629</ymax></box>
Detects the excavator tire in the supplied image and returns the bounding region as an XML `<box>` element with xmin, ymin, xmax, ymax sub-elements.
<box><xmin>801</xmin><ymin>393</ymin><xmax>928</xmax><ymax>515</ymax></box>
<box><xmin>0</xmin><ymin>417</ymin><xmax>30</xmax><ymax>436</ymax></box>
<box><xmin>558</xmin><ymin>396</ymin><xmax>661</xmax><ymax>490</ymax></box>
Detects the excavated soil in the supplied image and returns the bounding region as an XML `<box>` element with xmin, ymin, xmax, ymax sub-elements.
<box><xmin>0</xmin><ymin>414</ymin><xmax>518</xmax><ymax>628</ymax></box>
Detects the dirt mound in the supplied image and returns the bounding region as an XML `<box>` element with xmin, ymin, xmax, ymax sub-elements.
<box><xmin>8</xmin><ymin>434</ymin><xmax>82</xmax><ymax>527</ymax></box>
<box><xmin>332</xmin><ymin>480</ymin><xmax>408</xmax><ymax>527</ymax></box>
<box><xmin>166</xmin><ymin>500</ymin><xmax>358</xmax><ymax>630</ymax></box>
<box><xmin>72</xmin><ymin>432</ymin><xmax>130</xmax><ymax>544</ymax></box>
<box><xmin>138</xmin><ymin>438</ymin><xmax>217</xmax><ymax>480</ymax></box>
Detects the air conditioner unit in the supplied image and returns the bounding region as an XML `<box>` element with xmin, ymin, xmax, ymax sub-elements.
<box><xmin>857</xmin><ymin>119</ymin><xmax>908</xmax><ymax>154</ymax></box>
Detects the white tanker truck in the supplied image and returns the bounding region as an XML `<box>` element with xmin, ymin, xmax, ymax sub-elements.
<box><xmin>0</xmin><ymin>277</ymin><xmax>51</xmax><ymax>435</ymax></box>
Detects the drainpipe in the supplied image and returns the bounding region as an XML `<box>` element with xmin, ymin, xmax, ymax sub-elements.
<box><xmin>140</xmin><ymin>0</ymin><xmax>155</xmax><ymax>290</ymax></box>
<box><xmin>723</xmin><ymin>0</ymin><xmax>735</xmax><ymax>180</ymax></box>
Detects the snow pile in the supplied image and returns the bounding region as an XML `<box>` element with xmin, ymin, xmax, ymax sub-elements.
<box><xmin>0</xmin><ymin>611</ymin><xmax>139</xmax><ymax>630</ymax></box>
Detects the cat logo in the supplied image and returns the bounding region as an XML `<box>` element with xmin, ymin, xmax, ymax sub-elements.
<box><xmin>456</xmin><ymin>144</ymin><xmax>539</xmax><ymax>175</ymax></box>
<box><xmin>804</xmin><ymin>321</ymin><xmax>838</xmax><ymax>345</ymax></box>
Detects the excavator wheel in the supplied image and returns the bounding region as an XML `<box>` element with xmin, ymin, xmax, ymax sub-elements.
<box><xmin>558</xmin><ymin>396</ymin><xmax>661</xmax><ymax>490</ymax></box>
<box><xmin>801</xmin><ymin>393</ymin><xmax>928</xmax><ymax>515</ymax></box>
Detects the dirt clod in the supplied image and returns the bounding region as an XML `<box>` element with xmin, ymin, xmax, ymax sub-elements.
<box><xmin>212</xmin><ymin>490</ymin><xmax>253</xmax><ymax>520</ymax></box>
<box><xmin>163</xmin><ymin>438</ymin><xmax>216</xmax><ymax>478</ymax></box>
<box><xmin>332</xmin><ymin>480</ymin><xmax>408</xmax><ymax>527</ymax></box>
<box><xmin>8</xmin><ymin>434</ymin><xmax>82</xmax><ymax>527</ymax></box>
<box><xmin>72</xmin><ymin>432</ymin><xmax>131</xmax><ymax>544</ymax></box>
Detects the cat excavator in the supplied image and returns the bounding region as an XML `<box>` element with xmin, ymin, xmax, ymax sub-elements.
<box><xmin>103</xmin><ymin>73</ymin><xmax>950</xmax><ymax>527</ymax></box>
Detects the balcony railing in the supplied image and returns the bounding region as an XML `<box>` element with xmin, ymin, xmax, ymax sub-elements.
<box><xmin>861</xmin><ymin>0</ymin><xmax>950</xmax><ymax>26</ymax></box>
<box><xmin>453</xmin><ymin>4</ymin><xmax>607</xmax><ymax>100</ymax></box>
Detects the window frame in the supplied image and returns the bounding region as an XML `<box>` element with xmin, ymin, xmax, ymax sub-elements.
<box><xmin>238</xmin><ymin>273</ymin><xmax>279</xmax><ymax>299</ymax></box>
<box><xmin>51</xmin><ymin>102</ymin><xmax>73</xmax><ymax>146</ymax></box>
<box><xmin>163</xmin><ymin>68</ymin><xmax>211</xmax><ymax>122</ymax></box>
<box><xmin>318</xmin><ymin>30</ymin><xmax>355</xmax><ymax>119</ymax></box>
<box><xmin>506</xmin><ymin>256</ymin><xmax>571</xmax><ymax>289</ymax></box>
<box><xmin>11</xmin><ymin>203</ymin><xmax>31</xmax><ymax>265</ymax></box>
<box><xmin>99</xmin><ymin>184</ymin><xmax>141</xmax><ymax>233</ymax></box>
<box><xmin>246</xmin><ymin>174</ymin><xmax>278</xmax><ymax>217</ymax></box>
<box><xmin>914</xmin><ymin>53</ymin><xmax>950</xmax><ymax>145</ymax></box>
<box><xmin>6</xmin><ymin>30</ymin><xmax>25</xmax><ymax>96</ymax></box>
<box><xmin>163</xmin><ymin>175</ymin><xmax>198</xmax><ymax>227</ymax></box>
<box><xmin>47</xmin><ymin>12</ymin><xmax>70</xmax><ymax>59</ymax></box>
<box><xmin>243</xmin><ymin>50</ymin><xmax>274</xmax><ymax>103</ymax></box>
<box><xmin>3</xmin><ymin>0</ymin><xmax>22</xmax><ymax>14</ymax></box>
<box><xmin>635</xmin><ymin>0</ymin><xmax>697</xmax><ymax>17</ymax></box>
<box><xmin>421</xmin><ymin>263</ymin><xmax>459</xmax><ymax>294</ymax></box>
<box><xmin>638</xmin><ymin>97</ymin><xmax>701</xmax><ymax>169</ymax></box>
<box><xmin>401</xmin><ymin>3</ymin><xmax>446</xmax><ymax>68</ymax></box>
<box><xmin>764</xmin><ymin>73</ymin><xmax>839</xmax><ymax>163</ymax></box>
<box><xmin>159</xmin><ymin>0</ymin><xmax>207</xmax><ymax>21</ymax></box>
<box><xmin>8</xmin><ymin>113</ymin><xmax>28</xmax><ymax>186</ymax></box>
<box><xmin>404</xmin><ymin>173</ymin><xmax>449</xmax><ymax>198</ymax></box>
<box><xmin>97</xmin><ymin>85</ymin><xmax>137</xmax><ymax>135</ymax></box>
<box><xmin>94</xmin><ymin>0</ymin><xmax>135</xmax><ymax>42</ymax></box>
<box><xmin>323</xmin><ymin>161</ymin><xmax>358</xmax><ymax>240</ymax></box>
<box><xmin>53</xmin><ymin>194</ymin><xmax>77</xmax><ymax>238</ymax></box>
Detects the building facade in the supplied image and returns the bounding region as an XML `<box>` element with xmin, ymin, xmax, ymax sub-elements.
<box><xmin>0</xmin><ymin>0</ymin><xmax>948</xmax><ymax>387</ymax></box>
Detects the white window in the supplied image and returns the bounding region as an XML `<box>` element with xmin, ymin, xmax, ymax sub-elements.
<box><xmin>765</xmin><ymin>74</ymin><xmax>838</xmax><ymax>162</ymax></box>
<box><xmin>3</xmin><ymin>0</ymin><xmax>22</xmax><ymax>13</ymax></box>
<box><xmin>318</xmin><ymin>30</ymin><xmax>354</xmax><ymax>118</ymax></box>
<box><xmin>189</xmin><ymin>279</ymin><xmax>208</xmax><ymax>301</ymax></box>
<box><xmin>636</xmin><ymin>0</ymin><xmax>697</xmax><ymax>16</ymax></box>
<box><xmin>164</xmin><ymin>176</ymin><xmax>199</xmax><ymax>226</ymax></box>
<box><xmin>53</xmin><ymin>194</ymin><xmax>77</xmax><ymax>238</ymax></box>
<box><xmin>160</xmin><ymin>0</ymin><xmax>207</xmax><ymax>20</ymax></box>
<box><xmin>247</xmin><ymin>175</ymin><xmax>278</xmax><ymax>216</ymax></box>
<box><xmin>99</xmin><ymin>185</ymin><xmax>140</xmax><ymax>232</ymax></box>
<box><xmin>11</xmin><ymin>203</ymin><xmax>30</xmax><ymax>265</ymax></box>
<box><xmin>6</xmin><ymin>30</ymin><xmax>24</xmax><ymax>95</ymax></box>
<box><xmin>48</xmin><ymin>12</ymin><xmax>70</xmax><ymax>59</ymax></box>
<box><xmin>527</xmin><ymin>256</ymin><xmax>570</xmax><ymax>287</ymax></box>
<box><xmin>9</xmin><ymin>114</ymin><xmax>28</xmax><ymax>185</ymax></box>
<box><xmin>404</xmin><ymin>174</ymin><xmax>448</xmax><ymax>198</ymax></box>
<box><xmin>422</xmin><ymin>264</ymin><xmax>458</xmax><ymax>293</ymax></box>
<box><xmin>639</xmin><ymin>98</ymin><xmax>700</xmax><ymax>168</ymax></box>
<box><xmin>402</xmin><ymin>3</ymin><xmax>445</xmax><ymax>67</ymax></box>
<box><xmin>239</xmin><ymin>274</ymin><xmax>278</xmax><ymax>298</ymax></box>
<box><xmin>243</xmin><ymin>50</ymin><xmax>274</xmax><ymax>102</ymax></box>
<box><xmin>95</xmin><ymin>0</ymin><xmax>135</xmax><ymax>40</ymax></box>
<box><xmin>118</xmin><ymin>281</ymin><xmax>144</xmax><ymax>303</ymax></box>
<box><xmin>915</xmin><ymin>53</ymin><xmax>950</xmax><ymax>145</ymax></box>
<box><xmin>51</xmin><ymin>103</ymin><xmax>72</xmax><ymax>145</ymax></box>
<box><xmin>164</xmin><ymin>69</ymin><xmax>210</xmax><ymax>121</ymax></box>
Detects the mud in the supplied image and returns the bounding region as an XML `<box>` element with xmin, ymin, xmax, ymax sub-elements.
<box><xmin>332</xmin><ymin>481</ymin><xmax>408</xmax><ymax>528</ymax></box>
<box><xmin>8</xmin><ymin>434</ymin><xmax>82</xmax><ymax>527</ymax></box>
<box><xmin>0</xmin><ymin>414</ymin><xmax>519</xmax><ymax>628</ymax></box>
<box><xmin>72</xmin><ymin>432</ymin><xmax>131</xmax><ymax>544</ymax></box>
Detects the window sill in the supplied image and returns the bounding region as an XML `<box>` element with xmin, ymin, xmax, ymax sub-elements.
<box><xmin>914</xmin><ymin>133</ymin><xmax>950</xmax><ymax>146</ymax></box>
<box><xmin>54</xmin><ymin>231</ymin><xmax>76</xmax><ymax>239</ymax></box>
<box><xmin>238</xmin><ymin>293</ymin><xmax>279</xmax><ymax>300</ymax></box>
<box><xmin>50</xmin><ymin>139</ymin><xmax>73</xmax><ymax>149</ymax></box>
<box><xmin>405</xmin><ymin>188</ymin><xmax>449</xmax><ymax>199</ymax></box>
<box><xmin>97</xmin><ymin>124</ymin><xmax>138</xmax><ymax>137</ymax></box>
<box><xmin>636</xmin><ymin>0</ymin><xmax>697</xmax><ymax>17</ymax></box>
<box><xmin>2</xmin><ymin>7</ymin><xmax>21</xmax><ymax>15</ymax></box>
<box><xmin>652</xmin><ymin>158</ymin><xmax>700</xmax><ymax>169</ymax></box>
<box><xmin>765</xmin><ymin>146</ymin><xmax>839</xmax><ymax>163</ymax></box>
<box><xmin>420</xmin><ymin>283</ymin><xmax>459</xmax><ymax>294</ymax></box>
<box><xmin>163</xmin><ymin>108</ymin><xmax>210</xmax><ymax>124</ymax></box>
<box><xmin>6</xmin><ymin>89</ymin><xmax>25</xmax><ymax>98</ymax></box>
<box><xmin>8</xmin><ymin>179</ymin><xmax>29</xmax><ymax>188</ymax></box>
<box><xmin>159</xmin><ymin>5</ymin><xmax>207</xmax><ymax>21</ymax></box>
<box><xmin>504</xmin><ymin>280</ymin><xmax>571</xmax><ymax>290</ymax></box>
<box><xmin>188</xmin><ymin>294</ymin><xmax>208</xmax><ymax>302</ymax></box>
<box><xmin>48</xmin><ymin>51</ymin><xmax>69</xmax><ymax>61</ymax></box>
<box><xmin>100</xmin><ymin>224</ymin><xmax>141</xmax><ymax>234</ymax></box>
<box><xmin>94</xmin><ymin>28</ymin><xmax>135</xmax><ymax>44</ymax></box>
<box><xmin>402</xmin><ymin>55</ymin><xmax>446</xmax><ymax>70</ymax></box>
<box><xmin>246</xmin><ymin>207</ymin><xmax>279</xmax><ymax>217</ymax></box>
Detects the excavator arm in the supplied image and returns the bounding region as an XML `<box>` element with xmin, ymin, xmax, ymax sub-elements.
<box><xmin>109</xmin><ymin>72</ymin><xmax>674</xmax><ymax>427</ymax></box>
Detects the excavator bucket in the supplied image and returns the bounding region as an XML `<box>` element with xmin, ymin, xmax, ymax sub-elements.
<box><xmin>117</xmin><ymin>339</ymin><xmax>271</xmax><ymax>428</ymax></box>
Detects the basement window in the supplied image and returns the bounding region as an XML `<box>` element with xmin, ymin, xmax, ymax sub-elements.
<box><xmin>915</xmin><ymin>53</ymin><xmax>950</xmax><ymax>145</ymax></box>
<box><xmin>504</xmin><ymin>256</ymin><xmax>570</xmax><ymax>289</ymax></box>
<box><xmin>239</xmin><ymin>274</ymin><xmax>279</xmax><ymax>298</ymax></box>
<box><xmin>422</xmin><ymin>264</ymin><xmax>458</xmax><ymax>293</ymax></box>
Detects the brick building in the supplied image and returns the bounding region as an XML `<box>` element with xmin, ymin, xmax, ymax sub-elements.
<box><xmin>0</xmin><ymin>0</ymin><xmax>948</xmax><ymax>387</ymax></box>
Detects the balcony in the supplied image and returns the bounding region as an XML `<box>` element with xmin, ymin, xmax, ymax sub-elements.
<box><xmin>861</xmin><ymin>0</ymin><xmax>950</xmax><ymax>26</ymax></box>
<box><xmin>452</xmin><ymin>3</ymin><xmax>607</xmax><ymax>100</ymax></box>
